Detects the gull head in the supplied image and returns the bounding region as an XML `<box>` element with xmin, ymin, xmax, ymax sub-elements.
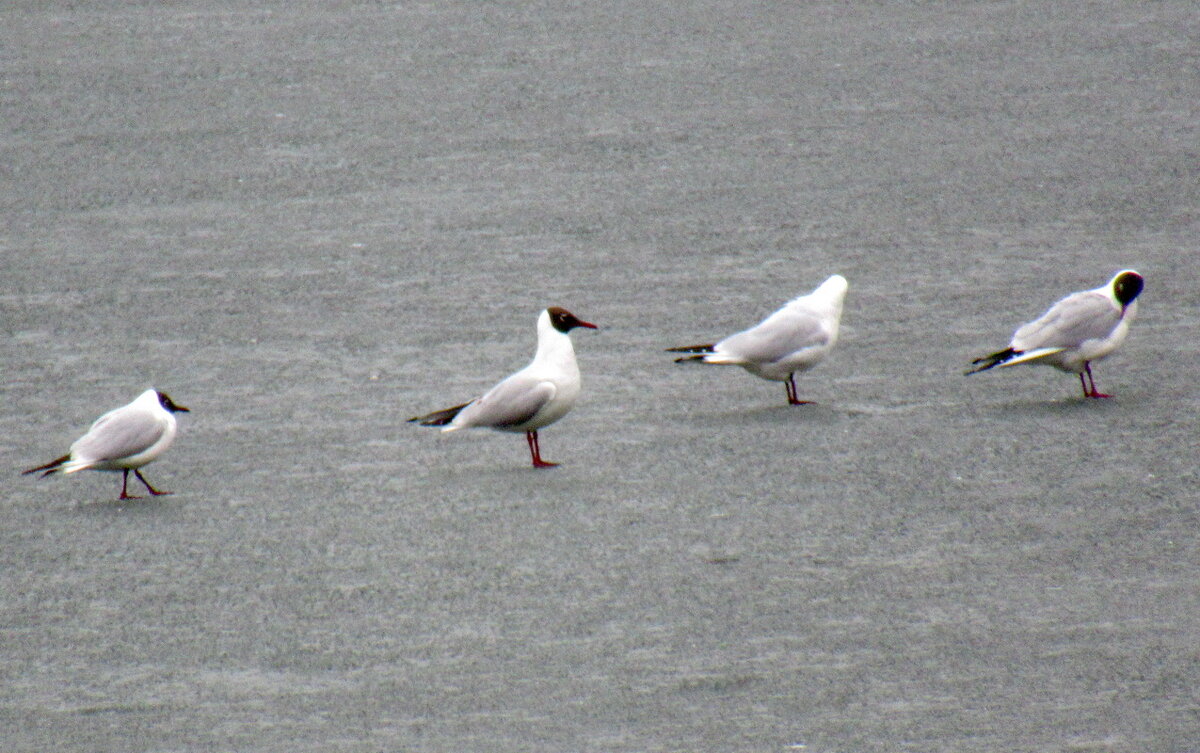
<box><xmin>1111</xmin><ymin>270</ymin><xmax>1143</xmax><ymax>309</ymax></box>
<box><xmin>547</xmin><ymin>307</ymin><xmax>598</xmax><ymax>333</ymax></box>
<box><xmin>156</xmin><ymin>391</ymin><xmax>190</xmax><ymax>413</ymax></box>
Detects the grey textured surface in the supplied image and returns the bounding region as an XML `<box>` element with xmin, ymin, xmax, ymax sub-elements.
<box><xmin>2</xmin><ymin>2</ymin><xmax>1199</xmax><ymax>751</ymax></box>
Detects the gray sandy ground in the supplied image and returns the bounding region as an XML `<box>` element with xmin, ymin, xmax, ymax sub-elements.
<box><xmin>2</xmin><ymin>2</ymin><xmax>1198</xmax><ymax>751</ymax></box>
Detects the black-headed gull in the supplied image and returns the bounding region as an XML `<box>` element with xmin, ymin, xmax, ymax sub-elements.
<box><xmin>966</xmin><ymin>269</ymin><xmax>1144</xmax><ymax>398</ymax></box>
<box><xmin>667</xmin><ymin>274</ymin><xmax>848</xmax><ymax>405</ymax></box>
<box><xmin>409</xmin><ymin>306</ymin><xmax>597</xmax><ymax>468</ymax></box>
<box><xmin>23</xmin><ymin>389</ymin><xmax>189</xmax><ymax>500</ymax></box>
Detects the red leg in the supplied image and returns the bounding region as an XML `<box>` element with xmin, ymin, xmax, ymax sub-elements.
<box><xmin>135</xmin><ymin>469</ymin><xmax>172</xmax><ymax>496</ymax></box>
<box><xmin>785</xmin><ymin>374</ymin><xmax>813</xmax><ymax>406</ymax></box>
<box><xmin>118</xmin><ymin>469</ymin><xmax>142</xmax><ymax>500</ymax></box>
<box><xmin>526</xmin><ymin>430</ymin><xmax>558</xmax><ymax>468</ymax></box>
<box><xmin>1082</xmin><ymin>363</ymin><xmax>1111</xmax><ymax>399</ymax></box>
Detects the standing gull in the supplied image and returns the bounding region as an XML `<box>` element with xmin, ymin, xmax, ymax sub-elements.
<box><xmin>409</xmin><ymin>306</ymin><xmax>597</xmax><ymax>468</ymax></box>
<box><xmin>23</xmin><ymin>389</ymin><xmax>189</xmax><ymax>500</ymax></box>
<box><xmin>966</xmin><ymin>269</ymin><xmax>1144</xmax><ymax>398</ymax></box>
<box><xmin>667</xmin><ymin>274</ymin><xmax>848</xmax><ymax>405</ymax></box>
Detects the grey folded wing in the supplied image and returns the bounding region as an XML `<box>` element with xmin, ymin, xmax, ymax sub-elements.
<box><xmin>454</xmin><ymin>374</ymin><xmax>556</xmax><ymax>429</ymax></box>
<box><xmin>71</xmin><ymin>409</ymin><xmax>166</xmax><ymax>463</ymax></box>
<box><xmin>1013</xmin><ymin>291</ymin><xmax>1122</xmax><ymax>351</ymax></box>
<box><xmin>719</xmin><ymin>310</ymin><xmax>830</xmax><ymax>364</ymax></box>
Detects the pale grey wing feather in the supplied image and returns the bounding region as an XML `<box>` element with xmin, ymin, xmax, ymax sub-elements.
<box><xmin>455</xmin><ymin>374</ymin><xmax>556</xmax><ymax>429</ymax></box>
<box><xmin>718</xmin><ymin>309</ymin><xmax>829</xmax><ymax>364</ymax></box>
<box><xmin>1013</xmin><ymin>291</ymin><xmax>1121</xmax><ymax>351</ymax></box>
<box><xmin>71</xmin><ymin>409</ymin><xmax>165</xmax><ymax>462</ymax></box>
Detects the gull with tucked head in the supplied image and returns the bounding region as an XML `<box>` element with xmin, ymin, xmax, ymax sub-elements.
<box><xmin>667</xmin><ymin>274</ymin><xmax>848</xmax><ymax>405</ymax></box>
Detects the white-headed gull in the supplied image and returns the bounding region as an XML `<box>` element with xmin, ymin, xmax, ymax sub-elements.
<box><xmin>23</xmin><ymin>389</ymin><xmax>189</xmax><ymax>499</ymax></box>
<box><xmin>966</xmin><ymin>269</ymin><xmax>1144</xmax><ymax>398</ymax></box>
<box><xmin>409</xmin><ymin>306</ymin><xmax>597</xmax><ymax>468</ymax></box>
<box><xmin>667</xmin><ymin>274</ymin><xmax>848</xmax><ymax>405</ymax></box>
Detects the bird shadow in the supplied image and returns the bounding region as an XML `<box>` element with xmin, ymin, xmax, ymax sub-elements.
<box><xmin>689</xmin><ymin>401</ymin><xmax>846</xmax><ymax>427</ymax></box>
<box><xmin>65</xmin><ymin>494</ymin><xmax>180</xmax><ymax>516</ymax></box>
<box><xmin>975</xmin><ymin>395</ymin><xmax>1128</xmax><ymax>419</ymax></box>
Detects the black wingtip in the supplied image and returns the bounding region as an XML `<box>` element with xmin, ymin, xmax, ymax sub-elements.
<box><xmin>408</xmin><ymin>402</ymin><xmax>470</xmax><ymax>427</ymax></box>
<box><xmin>673</xmin><ymin>354</ymin><xmax>708</xmax><ymax>364</ymax></box>
<box><xmin>965</xmin><ymin>347</ymin><xmax>1019</xmax><ymax>375</ymax></box>
<box><xmin>666</xmin><ymin>343</ymin><xmax>715</xmax><ymax>354</ymax></box>
<box><xmin>22</xmin><ymin>453</ymin><xmax>70</xmax><ymax>476</ymax></box>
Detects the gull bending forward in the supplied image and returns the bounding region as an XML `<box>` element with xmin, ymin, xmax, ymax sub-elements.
<box><xmin>409</xmin><ymin>307</ymin><xmax>597</xmax><ymax>468</ymax></box>
<box><xmin>667</xmin><ymin>274</ymin><xmax>848</xmax><ymax>405</ymax></box>
<box><xmin>966</xmin><ymin>269</ymin><xmax>1144</xmax><ymax>398</ymax></box>
<box><xmin>23</xmin><ymin>389</ymin><xmax>189</xmax><ymax>500</ymax></box>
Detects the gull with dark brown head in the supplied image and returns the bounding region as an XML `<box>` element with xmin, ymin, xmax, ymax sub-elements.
<box><xmin>23</xmin><ymin>389</ymin><xmax>189</xmax><ymax>500</ymax></box>
<box><xmin>409</xmin><ymin>306</ymin><xmax>597</xmax><ymax>468</ymax></box>
<box><xmin>966</xmin><ymin>269</ymin><xmax>1144</xmax><ymax>398</ymax></box>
